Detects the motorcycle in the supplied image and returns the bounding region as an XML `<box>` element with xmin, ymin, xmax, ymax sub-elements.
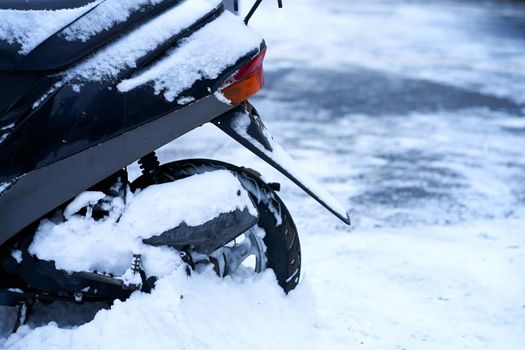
<box><xmin>0</xmin><ymin>0</ymin><xmax>349</xmax><ymax>332</ymax></box>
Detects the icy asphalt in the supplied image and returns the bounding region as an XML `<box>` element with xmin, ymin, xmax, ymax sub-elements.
<box><xmin>3</xmin><ymin>1</ymin><xmax>525</xmax><ymax>349</ymax></box>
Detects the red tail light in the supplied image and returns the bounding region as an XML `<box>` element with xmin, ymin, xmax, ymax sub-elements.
<box><xmin>221</xmin><ymin>48</ymin><xmax>266</xmax><ymax>104</ymax></box>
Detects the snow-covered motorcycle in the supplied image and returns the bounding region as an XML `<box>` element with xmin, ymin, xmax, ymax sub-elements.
<box><xmin>0</xmin><ymin>0</ymin><xmax>349</xmax><ymax>331</ymax></box>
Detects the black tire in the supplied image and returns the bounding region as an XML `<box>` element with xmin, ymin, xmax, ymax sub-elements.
<box><xmin>131</xmin><ymin>158</ymin><xmax>301</xmax><ymax>293</ymax></box>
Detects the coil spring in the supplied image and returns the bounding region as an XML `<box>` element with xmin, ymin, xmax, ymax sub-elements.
<box><xmin>138</xmin><ymin>152</ymin><xmax>160</xmax><ymax>176</ymax></box>
<box><xmin>132</xmin><ymin>254</ymin><xmax>142</xmax><ymax>274</ymax></box>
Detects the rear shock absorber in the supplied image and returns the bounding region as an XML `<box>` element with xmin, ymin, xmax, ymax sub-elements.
<box><xmin>138</xmin><ymin>152</ymin><xmax>160</xmax><ymax>176</ymax></box>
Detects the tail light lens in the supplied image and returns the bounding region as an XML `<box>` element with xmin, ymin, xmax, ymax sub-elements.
<box><xmin>221</xmin><ymin>48</ymin><xmax>266</xmax><ymax>104</ymax></box>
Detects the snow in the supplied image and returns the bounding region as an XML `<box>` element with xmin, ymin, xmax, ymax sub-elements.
<box><xmin>214</xmin><ymin>90</ymin><xmax>231</xmax><ymax>104</ymax></box>
<box><xmin>119</xmin><ymin>262</ymin><xmax>144</xmax><ymax>288</ymax></box>
<box><xmin>61</xmin><ymin>0</ymin><xmax>164</xmax><ymax>42</ymax></box>
<box><xmin>29</xmin><ymin>170</ymin><xmax>256</xmax><ymax>277</ymax></box>
<box><xmin>117</xmin><ymin>12</ymin><xmax>263</xmax><ymax>102</ymax></box>
<box><xmin>5</xmin><ymin>219</ymin><xmax>523</xmax><ymax>349</ymax></box>
<box><xmin>63</xmin><ymin>191</ymin><xmax>106</xmax><ymax>219</ymax></box>
<box><xmin>119</xmin><ymin>169</ymin><xmax>257</xmax><ymax>238</ymax></box>
<box><xmin>298</xmin><ymin>220</ymin><xmax>525</xmax><ymax>349</ymax></box>
<box><xmin>0</xmin><ymin>182</ymin><xmax>10</xmax><ymax>195</ymax></box>
<box><xmin>0</xmin><ymin>123</ymin><xmax>14</xmax><ymax>131</ymax></box>
<box><xmin>10</xmin><ymin>250</ymin><xmax>22</xmax><ymax>264</ymax></box>
<box><xmin>2</xmin><ymin>270</ymin><xmax>322</xmax><ymax>350</ymax></box>
<box><xmin>0</xmin><ymin>123</ymin><xmax>14</xmax><ymax>143</ymax></box>
<box><xmin>176</xmin><ymin>96</ymin><xmax>195</xmax><ymax>105</ymax></box>
<box><xmin>0</xmin><ymin>2</ymin><xmax>98</xmax><ymax>54</ymax></box>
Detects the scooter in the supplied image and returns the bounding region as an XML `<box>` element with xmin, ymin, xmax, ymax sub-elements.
<box><xmin>0</xmin><ymin>0</ymin><xmax>349</xmax><ymax>331</ymax></box>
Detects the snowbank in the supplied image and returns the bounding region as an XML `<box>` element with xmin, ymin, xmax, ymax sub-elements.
<box><xmin>4</xmin><ymin>217</ymin><xmax>524</xmax><ymax>350</ymax></box>
<box><xmin>2</xmin><ymin>270</ymin><xmax>320</xmax><ymax>350</ymax></box>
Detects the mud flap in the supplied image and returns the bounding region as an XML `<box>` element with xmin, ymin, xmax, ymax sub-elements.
<box><xmin>212</xmin><ymin>104</ymin><xmax>350</xmax><ymax>225</ymax></box>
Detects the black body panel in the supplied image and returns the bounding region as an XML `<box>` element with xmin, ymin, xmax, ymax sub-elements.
<box><xmin>0</xmin><ymin>4</ymin><xmax>233</xmax><ymax>183</ymax></box>
<box><xmin>0</xmin><ymin>95</ymin><xmax>234</xmax><ymax>246</ymax></box>
<box><xmin>0</xmin><ymin>72</ymin><xmax>41</xmax><ymax>114</ymax></box>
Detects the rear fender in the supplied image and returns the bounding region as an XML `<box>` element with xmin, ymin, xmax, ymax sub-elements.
<box><xmin>212</xmin><ymin>103</ymin><xmax>350</xmax><ymax>225</ymax></box>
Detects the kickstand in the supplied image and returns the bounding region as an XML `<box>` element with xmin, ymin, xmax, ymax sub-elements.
<box><xmin>11</xmin><ymin>299</ymin><xmax>34</xmax><ymax>334</ymax></box>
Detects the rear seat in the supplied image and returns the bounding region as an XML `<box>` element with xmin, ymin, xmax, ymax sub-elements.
<box><xmin>0</xmin><ymin>0</ymin><xmax>180</xmax><ymax>71</ymax></box>
<box><xmin>0</xmin><ymin>0</ymin><xmax>94</xmax><ymax>10</ymax></box>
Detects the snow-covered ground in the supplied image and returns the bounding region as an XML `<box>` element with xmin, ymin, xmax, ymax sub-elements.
<box><xmin>2</xmin><ymin>0</ymin><xmax>525</xmax><ymax>349</ymax></box>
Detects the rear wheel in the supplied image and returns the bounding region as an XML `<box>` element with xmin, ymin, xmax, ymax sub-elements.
<box><xmin>131</xmin><ymin>158</ymin><xmax>301</xmax><ymax>293</ymax></box>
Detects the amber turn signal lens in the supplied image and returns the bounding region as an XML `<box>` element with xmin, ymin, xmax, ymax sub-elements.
<box><xmin>221</xmin><ymin>49</ymin><xmax>266</xmax><ymax>104</ymax></box>
<box><xmin>222</xmin><ymin>66</ymin><xmax>264</xmax><ymax>104</ymax></box>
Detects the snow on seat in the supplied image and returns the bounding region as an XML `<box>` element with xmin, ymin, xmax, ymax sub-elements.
<box><xmin>0</xmin><ymin>0</ymin><xmax>95</xmax><ymax>10</ymax></box>
<box><xmin>0</xmin><ymin>0</ymin><xmax>190</xmax><ymax>71</ymax></box>
<box><xmin>0</xmin><ymin>1</ymin><xmax>98</xmax><ymax>69</ymax></box>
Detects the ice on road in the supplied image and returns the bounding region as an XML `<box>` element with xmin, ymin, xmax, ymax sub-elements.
<box><xmin>2</xmin><ymin>0</ymin><xmax>525</xmax><ymax>349</ymax></box>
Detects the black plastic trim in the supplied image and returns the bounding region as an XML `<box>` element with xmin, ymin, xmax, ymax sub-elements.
<box><xmin>0</xmin><ymin>95</ymin><xmax>234</xmax><ymax>245</ymax></box>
